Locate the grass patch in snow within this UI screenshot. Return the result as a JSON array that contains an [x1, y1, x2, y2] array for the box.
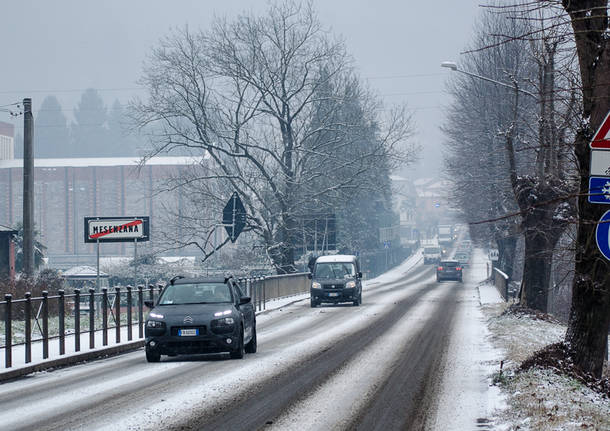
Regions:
[[482, 303, 610, 430]]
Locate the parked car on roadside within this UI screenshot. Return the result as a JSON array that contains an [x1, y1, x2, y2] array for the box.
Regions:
[[144, 276, 256, 362], [310, 255, 363, 307], [436, 260, 463, 282]]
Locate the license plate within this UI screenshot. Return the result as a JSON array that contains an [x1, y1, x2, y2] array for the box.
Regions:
[[178, 329, 198, 336], [327, 292, 339, 297]]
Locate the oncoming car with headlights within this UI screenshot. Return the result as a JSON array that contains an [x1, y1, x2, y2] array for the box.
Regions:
[[144, 276, 256, 362], [309, 255, 362, 307]]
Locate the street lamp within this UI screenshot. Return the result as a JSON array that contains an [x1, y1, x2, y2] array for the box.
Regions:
[[441, 61, 536, 100]]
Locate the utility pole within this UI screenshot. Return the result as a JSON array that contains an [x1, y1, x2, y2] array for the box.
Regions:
[[23, 98, 34, 277]]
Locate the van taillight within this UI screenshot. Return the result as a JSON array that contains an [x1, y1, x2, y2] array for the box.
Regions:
[[456, 266, 462, 271], [437, 266, 443, 271]]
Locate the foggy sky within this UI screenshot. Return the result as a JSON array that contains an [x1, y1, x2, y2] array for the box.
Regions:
[[0, 0, 481, 177]]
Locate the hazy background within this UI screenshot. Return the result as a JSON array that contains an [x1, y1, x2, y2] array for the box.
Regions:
[[0, 0, 481, 178]]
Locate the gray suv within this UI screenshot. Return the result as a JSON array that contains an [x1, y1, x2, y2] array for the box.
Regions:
[[144, 276, 256, 362]]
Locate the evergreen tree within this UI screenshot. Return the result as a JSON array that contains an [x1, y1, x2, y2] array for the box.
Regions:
[[35, 95, 71, 157], [108, 99, 141, 156], [71, 88, 108, 156]]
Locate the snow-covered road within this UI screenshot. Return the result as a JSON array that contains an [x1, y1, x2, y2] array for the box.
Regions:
[[0, 251, 502, 431]]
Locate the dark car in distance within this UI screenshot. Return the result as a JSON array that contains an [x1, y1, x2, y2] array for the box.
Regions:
[[144, 276, 256, 362], [436, 260, 463, 282], [310, 255, 363, 307]]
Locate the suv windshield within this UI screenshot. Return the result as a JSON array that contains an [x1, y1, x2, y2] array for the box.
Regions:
[[314, 262, 356, 279], [424, 247, 440, 253], [440, 261, 458, 268], [158, 282, 233, 305]]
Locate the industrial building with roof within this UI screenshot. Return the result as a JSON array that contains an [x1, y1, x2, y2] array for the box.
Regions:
[[0, 156, 200, 268]]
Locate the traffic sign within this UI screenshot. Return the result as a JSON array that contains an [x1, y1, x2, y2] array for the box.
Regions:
[[595, 210, 610, 260], [222, 192, 247, 242], [589, 111, 610, 149], [588, 177, 610, 204], [84, 216, 150, 243], [590, 150, 610, 176]]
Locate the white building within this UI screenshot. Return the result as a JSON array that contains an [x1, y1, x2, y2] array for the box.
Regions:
[[0, 122, 14, 160]]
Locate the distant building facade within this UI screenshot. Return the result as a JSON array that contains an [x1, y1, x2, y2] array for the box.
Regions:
[[0, 225, 16, 280], [0, 156, 201, 268], [0, 122, 14, 160]]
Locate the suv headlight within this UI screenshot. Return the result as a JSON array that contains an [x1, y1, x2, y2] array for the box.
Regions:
[[311, 282, 321, 289], [146, 320, 166, 329], [211, 317, 236, 334], [346, 281, 356, 289]]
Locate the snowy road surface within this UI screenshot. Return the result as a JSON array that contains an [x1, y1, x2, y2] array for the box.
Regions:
[[0, 252, 501, 431]]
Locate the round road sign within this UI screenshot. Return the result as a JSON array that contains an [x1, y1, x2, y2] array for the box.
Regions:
[[595, 209, 610, 260]]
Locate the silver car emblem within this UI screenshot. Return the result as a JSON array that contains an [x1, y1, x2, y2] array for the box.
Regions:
[[183, 315, 193, 324]]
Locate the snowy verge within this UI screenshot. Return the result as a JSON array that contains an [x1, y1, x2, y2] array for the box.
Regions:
[[482, 300, 610, 430]]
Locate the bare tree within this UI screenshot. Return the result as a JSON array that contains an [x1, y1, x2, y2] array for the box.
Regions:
[[132, 1, 415, 273], [444, 3, 579, 311], [558, 0, 610, 379]]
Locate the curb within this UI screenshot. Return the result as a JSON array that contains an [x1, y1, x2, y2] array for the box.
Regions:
[[0, 340, 144, 383]]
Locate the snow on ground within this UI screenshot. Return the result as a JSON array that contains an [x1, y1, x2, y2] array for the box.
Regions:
[[268, 285, 452, 431], [364, 248, 422, 286], [91, 267, 434, 431], [480, 278, 610, 430], [0, 250, 421, 375], [428, 248, 506, 431]]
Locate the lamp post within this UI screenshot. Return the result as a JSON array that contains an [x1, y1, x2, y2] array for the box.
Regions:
[[441, 61, 537, 100]]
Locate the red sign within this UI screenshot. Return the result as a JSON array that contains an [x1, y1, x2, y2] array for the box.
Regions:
[[590, 111, 610, 149]]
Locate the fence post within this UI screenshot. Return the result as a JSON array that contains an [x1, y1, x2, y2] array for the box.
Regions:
[[138, 285, 144, 339], [263, 278, 266, 310], [89, 288, 95, 349], [102, 287, 108, 346], [127, 286, 133, 341], [4, 294, 11, 368], [74, 289, 80, 352], [25, 292, 31, 363], [115, 286, 121, 343], [42, 291, 49, 359], [148, 285, 154, 303], [58, 289, 65, 355]]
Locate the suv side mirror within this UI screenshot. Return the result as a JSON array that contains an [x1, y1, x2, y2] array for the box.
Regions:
[[239, 296, 251, 305], [307, 273, 312, 279], [144, 300, 155, 308], [358, 272, 363, 278]]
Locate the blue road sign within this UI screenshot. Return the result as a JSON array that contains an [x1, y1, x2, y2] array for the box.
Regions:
[[589, 177, 610, 204], [595, 210, 610, 260]]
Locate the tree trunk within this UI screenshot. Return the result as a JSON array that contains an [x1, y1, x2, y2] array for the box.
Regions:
[[565, 131, 610, 378], [519, 228, 552, 311], [561, 0, 610, 378]]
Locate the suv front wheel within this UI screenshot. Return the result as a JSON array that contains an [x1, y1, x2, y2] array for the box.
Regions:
[[146, 346, 160, 363], [230, 328, 245, 359]]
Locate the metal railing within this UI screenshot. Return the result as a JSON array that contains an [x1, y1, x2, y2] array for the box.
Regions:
[[0, 273, 311, 369], [493, 268, 509, 301], [0, 285, 163, 369], [242, 273, 310, 311]]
